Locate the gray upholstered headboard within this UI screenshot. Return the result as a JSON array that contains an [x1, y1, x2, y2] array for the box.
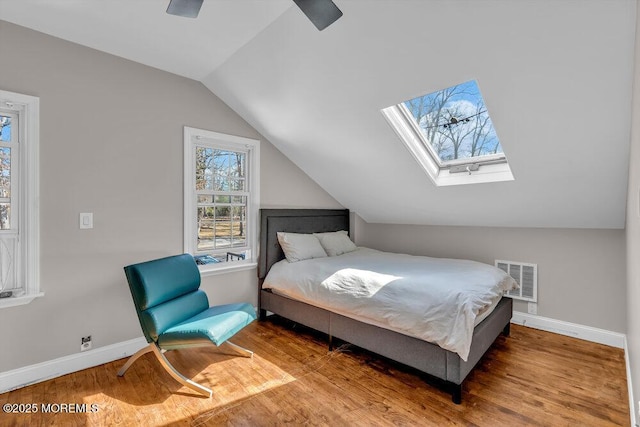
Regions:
[[258, 209, 350, 281]]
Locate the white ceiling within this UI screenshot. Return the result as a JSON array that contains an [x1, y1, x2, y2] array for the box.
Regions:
[[0, 0, 292, 80], [1, 0, 637, 228]]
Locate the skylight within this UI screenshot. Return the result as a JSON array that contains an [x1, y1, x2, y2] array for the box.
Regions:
[[382, 80, 514, 186]]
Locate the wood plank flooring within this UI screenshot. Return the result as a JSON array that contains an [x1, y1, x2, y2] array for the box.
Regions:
[[0, 318, 630, 426]]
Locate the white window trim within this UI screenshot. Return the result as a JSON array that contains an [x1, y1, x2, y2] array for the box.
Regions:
[[381, 104, 514, 187], [0, 90, 42, 308], [183, 127, 260, 277]]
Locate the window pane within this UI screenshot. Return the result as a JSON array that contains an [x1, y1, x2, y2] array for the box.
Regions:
[[195, 172, 213, 191], [231, 195, 246, 204], [0, 116, 11, 143], [402, 80, 503, 164], [197, 207, 214, 251], [0, 204, 10, 229], [195, 147, 213, 190], [213, 206, 231, 248], [212, 150, 230, 191], [214, 205, 229, 218], [215, 177, 229, 191], [230, 152, 245, 178], [214, 222, 232, 248], [214, 195, 230, 204], [0, 148, 10, 198], [230, 206, 246, 247], [213, 150, 230, 172], [232, 223, 246, 247], [217, 150, 245, 190], [230, 178, 245, 191], [231, 205, 245, 221], [197, 195, 213, 204]]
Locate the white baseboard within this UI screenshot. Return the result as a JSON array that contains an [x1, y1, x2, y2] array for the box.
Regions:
[[511, 311, 625, 348], [625, 336, 638, 427], [0, 337, 147, 394]]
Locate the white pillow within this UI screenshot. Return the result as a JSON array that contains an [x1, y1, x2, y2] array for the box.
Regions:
[[277, 232, 327, 263], [313, 230, 357, 257]]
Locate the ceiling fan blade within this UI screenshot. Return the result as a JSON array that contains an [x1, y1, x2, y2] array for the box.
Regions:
[[293, 0, 343, 31], [166, 0, 204, 18]]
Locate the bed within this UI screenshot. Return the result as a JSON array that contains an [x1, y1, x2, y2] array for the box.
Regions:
[[257, 208, 514, 403]]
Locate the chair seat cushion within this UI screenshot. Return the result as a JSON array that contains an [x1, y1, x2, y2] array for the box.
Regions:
[[157, 302, 256, 350]]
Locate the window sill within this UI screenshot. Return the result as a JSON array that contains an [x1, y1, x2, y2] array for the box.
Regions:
[[199, 261, 257, 277], [435, 162, 514, 186], [0, 292, 44, 309]]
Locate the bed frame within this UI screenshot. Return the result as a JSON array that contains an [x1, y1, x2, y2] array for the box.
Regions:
[[257, 208, 513, 404]]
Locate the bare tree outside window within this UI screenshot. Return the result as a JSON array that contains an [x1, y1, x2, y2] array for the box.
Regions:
[[195, 147, 247, 257], [0, 116, 12, 230], [403, 80, 503, 164]]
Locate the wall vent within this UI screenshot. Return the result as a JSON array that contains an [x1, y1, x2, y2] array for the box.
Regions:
[[495, 260, 537, 302]]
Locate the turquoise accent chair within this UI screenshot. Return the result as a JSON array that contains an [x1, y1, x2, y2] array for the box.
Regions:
[[118, 254, 257, 397]]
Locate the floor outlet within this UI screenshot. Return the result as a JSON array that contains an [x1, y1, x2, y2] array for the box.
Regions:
[[527, 302, 538, 315], [81, 336, 92, 352]]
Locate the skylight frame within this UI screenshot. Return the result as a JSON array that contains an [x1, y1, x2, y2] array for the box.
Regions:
[[382, 81, 514, 187], [399, 102, 507, 168]]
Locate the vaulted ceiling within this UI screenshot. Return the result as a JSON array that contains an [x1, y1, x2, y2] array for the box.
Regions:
[[1, 0, 636, 228]]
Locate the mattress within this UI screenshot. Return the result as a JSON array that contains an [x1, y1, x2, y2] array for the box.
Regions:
[[263, 247, 518, 361]]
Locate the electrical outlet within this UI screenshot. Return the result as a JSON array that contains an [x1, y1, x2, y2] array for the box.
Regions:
[[79, 213, 93, 229], [527, 302, 538, 315], [81, 336, 92, 352]]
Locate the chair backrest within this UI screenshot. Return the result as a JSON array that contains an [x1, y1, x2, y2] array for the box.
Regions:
[[124, 254, 209, 343]]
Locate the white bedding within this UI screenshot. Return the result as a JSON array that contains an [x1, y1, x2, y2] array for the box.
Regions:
[[263, 247, 518, 361]]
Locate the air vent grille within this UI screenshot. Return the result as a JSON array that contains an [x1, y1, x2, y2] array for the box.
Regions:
[[495, 260, 537, 302]]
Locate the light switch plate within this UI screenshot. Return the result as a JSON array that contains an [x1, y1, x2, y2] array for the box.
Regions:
[[79, 213, 93, 229]]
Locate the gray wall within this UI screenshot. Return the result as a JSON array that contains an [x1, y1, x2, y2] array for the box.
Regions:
[[626, 0, 640, 419], [0, 21, 341, 372], [354, 217, 626, 333]]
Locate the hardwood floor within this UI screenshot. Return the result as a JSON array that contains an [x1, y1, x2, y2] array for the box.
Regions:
[[0, 319, 629, 426]]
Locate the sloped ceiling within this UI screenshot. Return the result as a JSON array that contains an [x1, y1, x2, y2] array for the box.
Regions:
[[1, 0, 637, 228], [0, 0, 292, 80]]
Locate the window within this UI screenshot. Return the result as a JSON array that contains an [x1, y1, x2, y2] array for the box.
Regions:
[[0, 89, 41, 308], [382, 80, 513, 186], [184, 127, 259, 275]]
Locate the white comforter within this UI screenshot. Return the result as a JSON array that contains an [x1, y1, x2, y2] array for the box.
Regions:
[[263, 247, 518, 361]]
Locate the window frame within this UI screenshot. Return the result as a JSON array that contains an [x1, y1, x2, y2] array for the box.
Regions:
[[183, 127, 260, 276], [0, 89, 41, 308], [382, 87, 514, 187], [398, 103, 508, 168], [0, 109, 19, 230]]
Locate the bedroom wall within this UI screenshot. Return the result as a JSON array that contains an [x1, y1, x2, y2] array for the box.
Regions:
[[354, 219, 626, 333], [626, 0, 640, 420], [0, 20, 341, 372]]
